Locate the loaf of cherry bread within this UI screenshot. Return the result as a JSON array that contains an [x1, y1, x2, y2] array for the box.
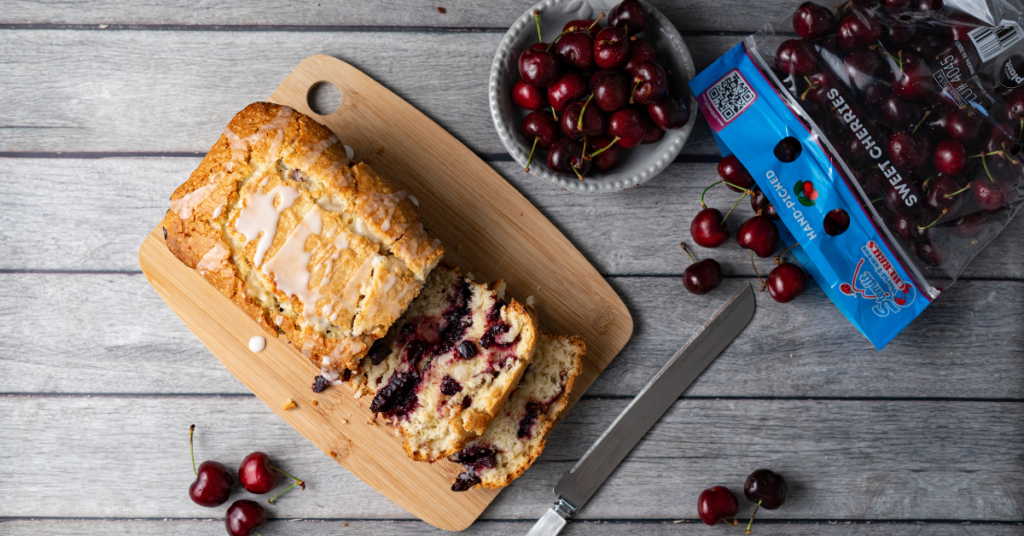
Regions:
[[350, 265, 538, 461], [449, 331, 584, 491], [162, 102, 443, 377]]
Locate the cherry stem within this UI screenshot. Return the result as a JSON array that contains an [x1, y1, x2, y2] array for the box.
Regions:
[[546, 28, 573, 51], [551, 106, 558, 121], [721, 191, 747, 224], [680, 242, 696, 264], [267, 465, 306, 504], [954, 238, 980, 252], [525, 137, 539, 172], [944, 182, 972, 199], [981, 152, 994, 182], [700, 180, 751, 208], [533, 10, 542, 43], [751, 250, 766, 292], [577, 94, 594, 131], [571, 137, 586, 181], [587, 13, 605, 32], [746, 500, 762, 535], [189, 424, 197, 476], [969, 150, 1002, 159], [588, 136, 620, 159], [721, 518, 739, 526], [629, 80, 641, 104], [799, 77, 819, 101], [775, 243, 798, 265], [911, 109, 931, 134], [916, 208, 948, 231]]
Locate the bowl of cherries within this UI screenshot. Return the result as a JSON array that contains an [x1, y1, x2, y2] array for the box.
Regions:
[[489, 0, 698, 194]]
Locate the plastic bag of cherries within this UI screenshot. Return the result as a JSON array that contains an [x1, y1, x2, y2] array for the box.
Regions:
[[513, 0, 690, 180], [689, 0, 1024, 349]]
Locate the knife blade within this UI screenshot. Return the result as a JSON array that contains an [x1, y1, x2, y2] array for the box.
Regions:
[[526, 283, 756, 536]]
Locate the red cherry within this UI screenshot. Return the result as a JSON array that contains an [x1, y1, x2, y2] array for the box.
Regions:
[[513, 80, 548, 110], [589, 135, 622, 172], [823, 208, 851, 235], [225, 500, 267, 536], [793, 2, 836, 40], [745, 469, 788, 509], [776, 39, 818, 76], [522, 110, 561, 150], [888, 51, 932, 99], [932, 139, 966, 175], [518, 45, 560, 88], [609, 0, 647, 35], [646, 94, 690, 130], [239, 452, 278, 494], [187, 425, 233, 508], [594, 27, 629, 69], [973, 176, 1006, 210], [945, 107, 983, 140], [698, 486, 740, 525], [837, 9, 881, 49], [690, 208, 729, 248], [623, 37, 656, 73], [750, 186, 780, 220], [639, 112, 664, 144], [767, 262, 809, 303], [547, 138, 591, 178], [630, 61, 668, 105], [606, 108, 647, 148], [554, 32, 595, 71], [925, 175, 969, 214], [737, 216, 780, 258], [915, 238, 949, 266], [562, 98, 606, 139], [887, 130, 930, 170], [590, 69, 631, 112], [681, 243, 723, 295], [547, 72, 588, 112], [717, 154, 756, 192]]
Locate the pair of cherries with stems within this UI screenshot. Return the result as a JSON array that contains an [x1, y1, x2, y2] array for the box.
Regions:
[[188, 425, 306, 536], [699, 468, 788, 534]]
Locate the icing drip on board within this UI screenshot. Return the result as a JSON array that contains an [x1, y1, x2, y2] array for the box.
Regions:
[[233, 183, 301, 267]]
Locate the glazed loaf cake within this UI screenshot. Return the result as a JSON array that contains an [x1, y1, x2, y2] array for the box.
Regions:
[[351, 265, 538, 461], [162, 102, 443, 377], [449, 332, 584, 491]]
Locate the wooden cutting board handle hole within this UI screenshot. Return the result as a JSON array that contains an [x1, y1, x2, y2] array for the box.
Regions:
[[307, 81, 343, 116]]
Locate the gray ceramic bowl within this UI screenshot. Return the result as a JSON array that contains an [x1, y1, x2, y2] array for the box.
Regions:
[[489, 0, 698, 194]]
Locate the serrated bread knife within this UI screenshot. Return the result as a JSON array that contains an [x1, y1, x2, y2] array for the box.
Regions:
[[525, 283, 756, 536]]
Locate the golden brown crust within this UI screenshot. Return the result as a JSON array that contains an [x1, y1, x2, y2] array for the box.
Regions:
[[163, 102, 443, 373]]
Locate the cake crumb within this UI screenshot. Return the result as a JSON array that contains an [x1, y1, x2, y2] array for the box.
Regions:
[[456, 244, 462, 251], [375, 145, 384, 154], [341, 418, 348, 424], [329, 451, 336, 457], [436, 6, 446, 13], [344, 522, 349, 527], [526, 295, 536, 306], [282, 399, 297, 411], [519, 212, 523, 216], [312, 400, 318, 406]]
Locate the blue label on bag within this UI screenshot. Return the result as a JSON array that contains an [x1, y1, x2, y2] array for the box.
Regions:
[[689, 42, 932, 350]]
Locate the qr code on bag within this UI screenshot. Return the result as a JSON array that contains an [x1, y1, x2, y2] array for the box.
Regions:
[[707, 70, 756, 123]]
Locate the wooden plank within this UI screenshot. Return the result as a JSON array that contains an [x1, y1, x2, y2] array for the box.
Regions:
[[3, 396, 1023, 520], [2, 158, 1021, 279], [2, 275, 1022, 398], [0, 30, 726, 155], [2, 519, 1020, 536], [1, 0, 805, 33]]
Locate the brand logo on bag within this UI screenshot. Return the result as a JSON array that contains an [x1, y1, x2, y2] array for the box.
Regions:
[[793, 180, 818, 206], [839, 241, 915, 316], [697, 69, 757, 132], [1000, 55, 1024, 88]]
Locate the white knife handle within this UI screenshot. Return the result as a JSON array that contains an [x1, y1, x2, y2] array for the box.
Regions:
[[525, 508, 567, 536]]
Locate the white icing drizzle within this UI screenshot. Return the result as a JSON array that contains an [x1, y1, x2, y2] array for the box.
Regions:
[[339, 254, 380, 319], [408, 195, 419, 207], [359, 269, 416, 326], [301, 340, 316, 356], [362, 190, 408, 232], [320, 367, 340, 382], [344, 145, 355, 160], [261, 206, 324, 317], [394, 232, 442, 267], [170, 183, 216, 220], [196, 242, 230, 275], [249, 336, 266, 352], [222, 106, 294, 170], [212, 203, 225, 218], [233, 183, 301, 267], [296, 135, 339, 169]]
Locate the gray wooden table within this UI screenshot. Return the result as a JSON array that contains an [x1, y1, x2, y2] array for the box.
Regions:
[[3, 1, 1023, 534]]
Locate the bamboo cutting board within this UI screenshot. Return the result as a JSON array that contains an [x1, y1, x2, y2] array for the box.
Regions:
[[138, 55, 632, 531]]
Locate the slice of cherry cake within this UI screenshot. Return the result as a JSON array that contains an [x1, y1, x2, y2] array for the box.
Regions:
[[450, 331, 584, 491], [350, 265, 538, 461]]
